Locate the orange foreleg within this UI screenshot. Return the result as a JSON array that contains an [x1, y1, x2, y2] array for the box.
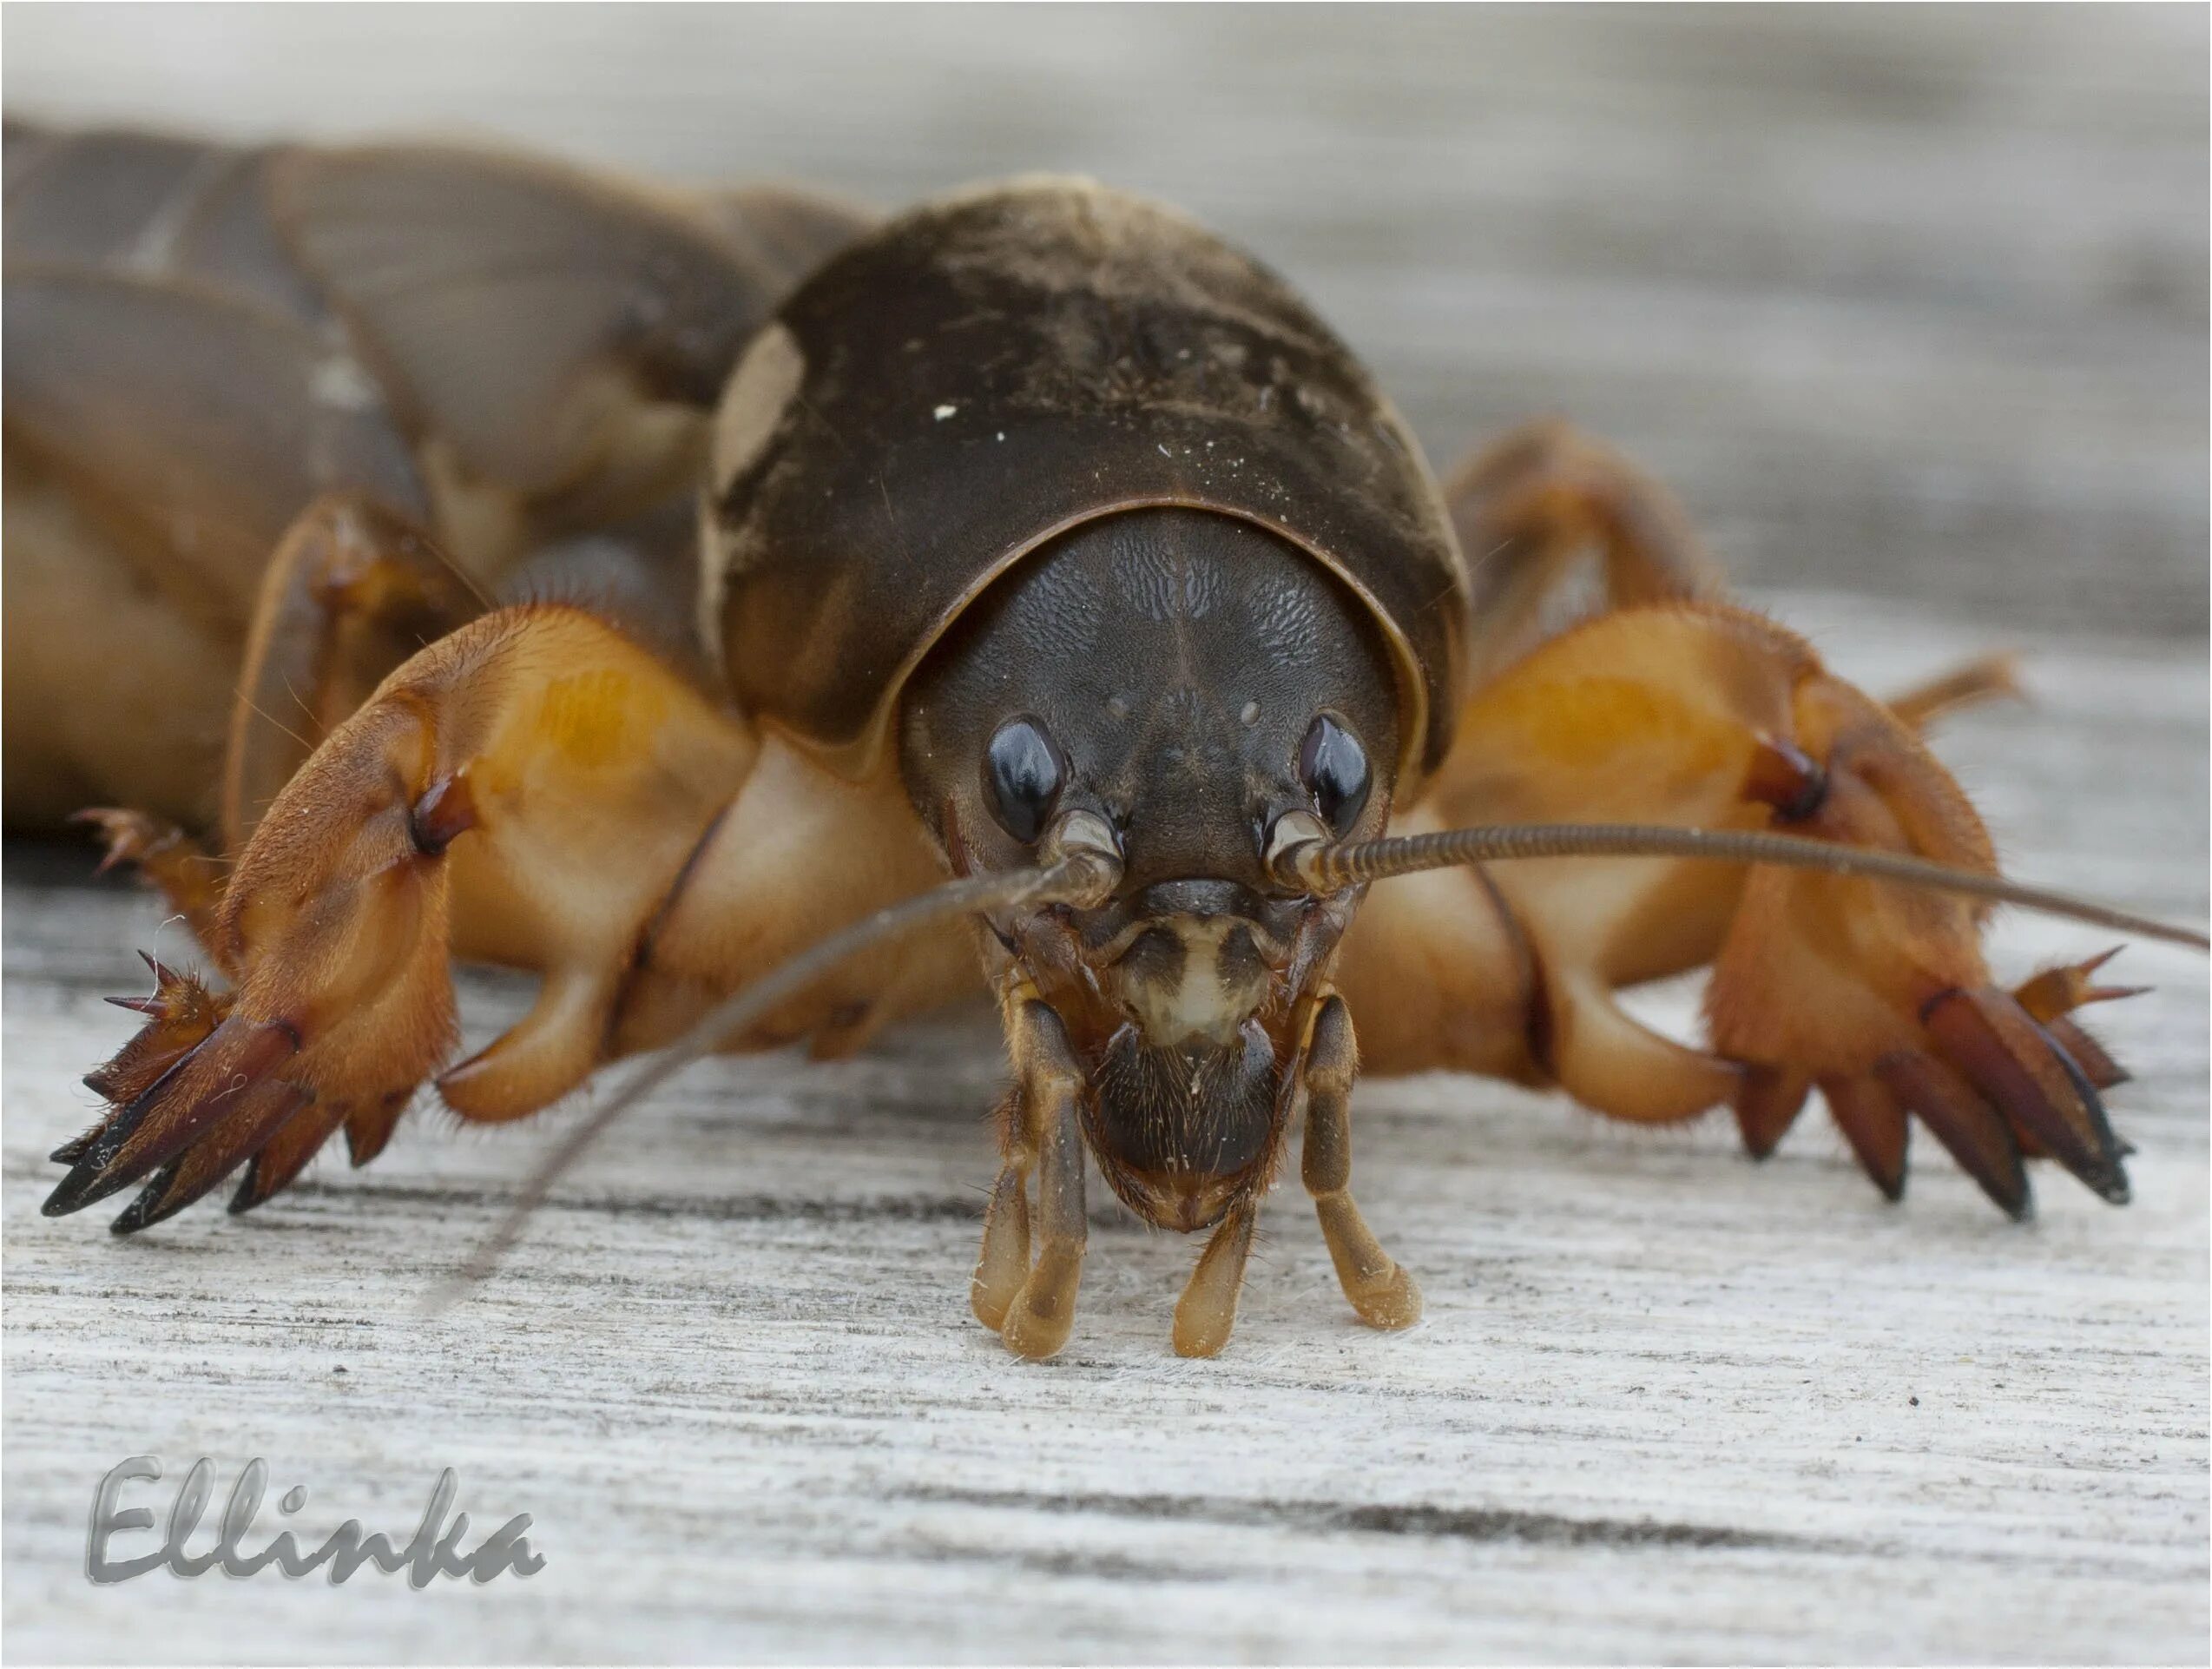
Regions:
[[51, 604, 753, 1228], [1348, 599, 2136, 1214]]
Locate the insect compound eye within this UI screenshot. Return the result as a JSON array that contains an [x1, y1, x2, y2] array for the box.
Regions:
[[982, 715, 1068, 845], [1298, 715, 1372, 835]]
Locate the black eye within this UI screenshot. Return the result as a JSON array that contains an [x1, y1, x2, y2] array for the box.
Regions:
[[983, 716, 1066, 844], [1298, 715, 1371, 834]]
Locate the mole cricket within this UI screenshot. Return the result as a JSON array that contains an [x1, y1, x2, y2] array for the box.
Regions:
[[9, 122, 2202, 1358]]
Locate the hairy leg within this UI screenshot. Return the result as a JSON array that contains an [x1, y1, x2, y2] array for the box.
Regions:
[[73, 495, 481, 967], [51, 603, 968, 1230], [71, 809, 229, 959], [1344, 599, 2135, 1215], [1445, 419, 1723, 685], [1445, 419, 2025, 731], [970, 1087, 1035, 1334], [1300, 994, 1421, 1330], [982, 994, 1089, 1361], [1172, 1201, 1260, 1359], [225, 491, 481, 851], [608, 734, 972, 1064]]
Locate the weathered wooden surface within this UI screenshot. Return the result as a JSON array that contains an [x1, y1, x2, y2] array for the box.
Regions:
[[3, 8, 2207, 1666]]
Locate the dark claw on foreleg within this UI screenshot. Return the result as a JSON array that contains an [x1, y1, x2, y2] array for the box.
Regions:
[[343, 1090, 413, 1169], [1877, 1048, 2031, 1219], [49, 958, 234, 1182], [1791, 959, 2143, 1216], [1734, 1065, 1811, 1159], [2015, 947, 2140, 1102], [43, 1015, 305, 1224], [109, 1078, 309, 1233], [1819, 1073, 1910, 1201], [229, 1098, 353, 1214], [1922, 987, 2128, 1204]]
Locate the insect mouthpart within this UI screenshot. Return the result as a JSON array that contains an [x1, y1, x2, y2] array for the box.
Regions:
[[1100, 881, 1280, 1051], [1089, 1019, 1282, 1232], [1035, 878, 1324, 1232]]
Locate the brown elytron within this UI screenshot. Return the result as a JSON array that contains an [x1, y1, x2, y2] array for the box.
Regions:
[[10, 122, 2198, 1360]]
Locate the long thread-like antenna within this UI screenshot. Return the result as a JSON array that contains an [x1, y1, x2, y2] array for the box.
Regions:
[[1279, 822, 2209, 951], [435, 816, 2198, 1308], [430, 847, 1117, 1309]]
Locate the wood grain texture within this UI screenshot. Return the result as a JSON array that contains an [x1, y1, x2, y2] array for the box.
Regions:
[[3, 8, 2207, 1665]]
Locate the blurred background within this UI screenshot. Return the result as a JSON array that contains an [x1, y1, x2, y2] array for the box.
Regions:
[[5, 2, 2206, 636]]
